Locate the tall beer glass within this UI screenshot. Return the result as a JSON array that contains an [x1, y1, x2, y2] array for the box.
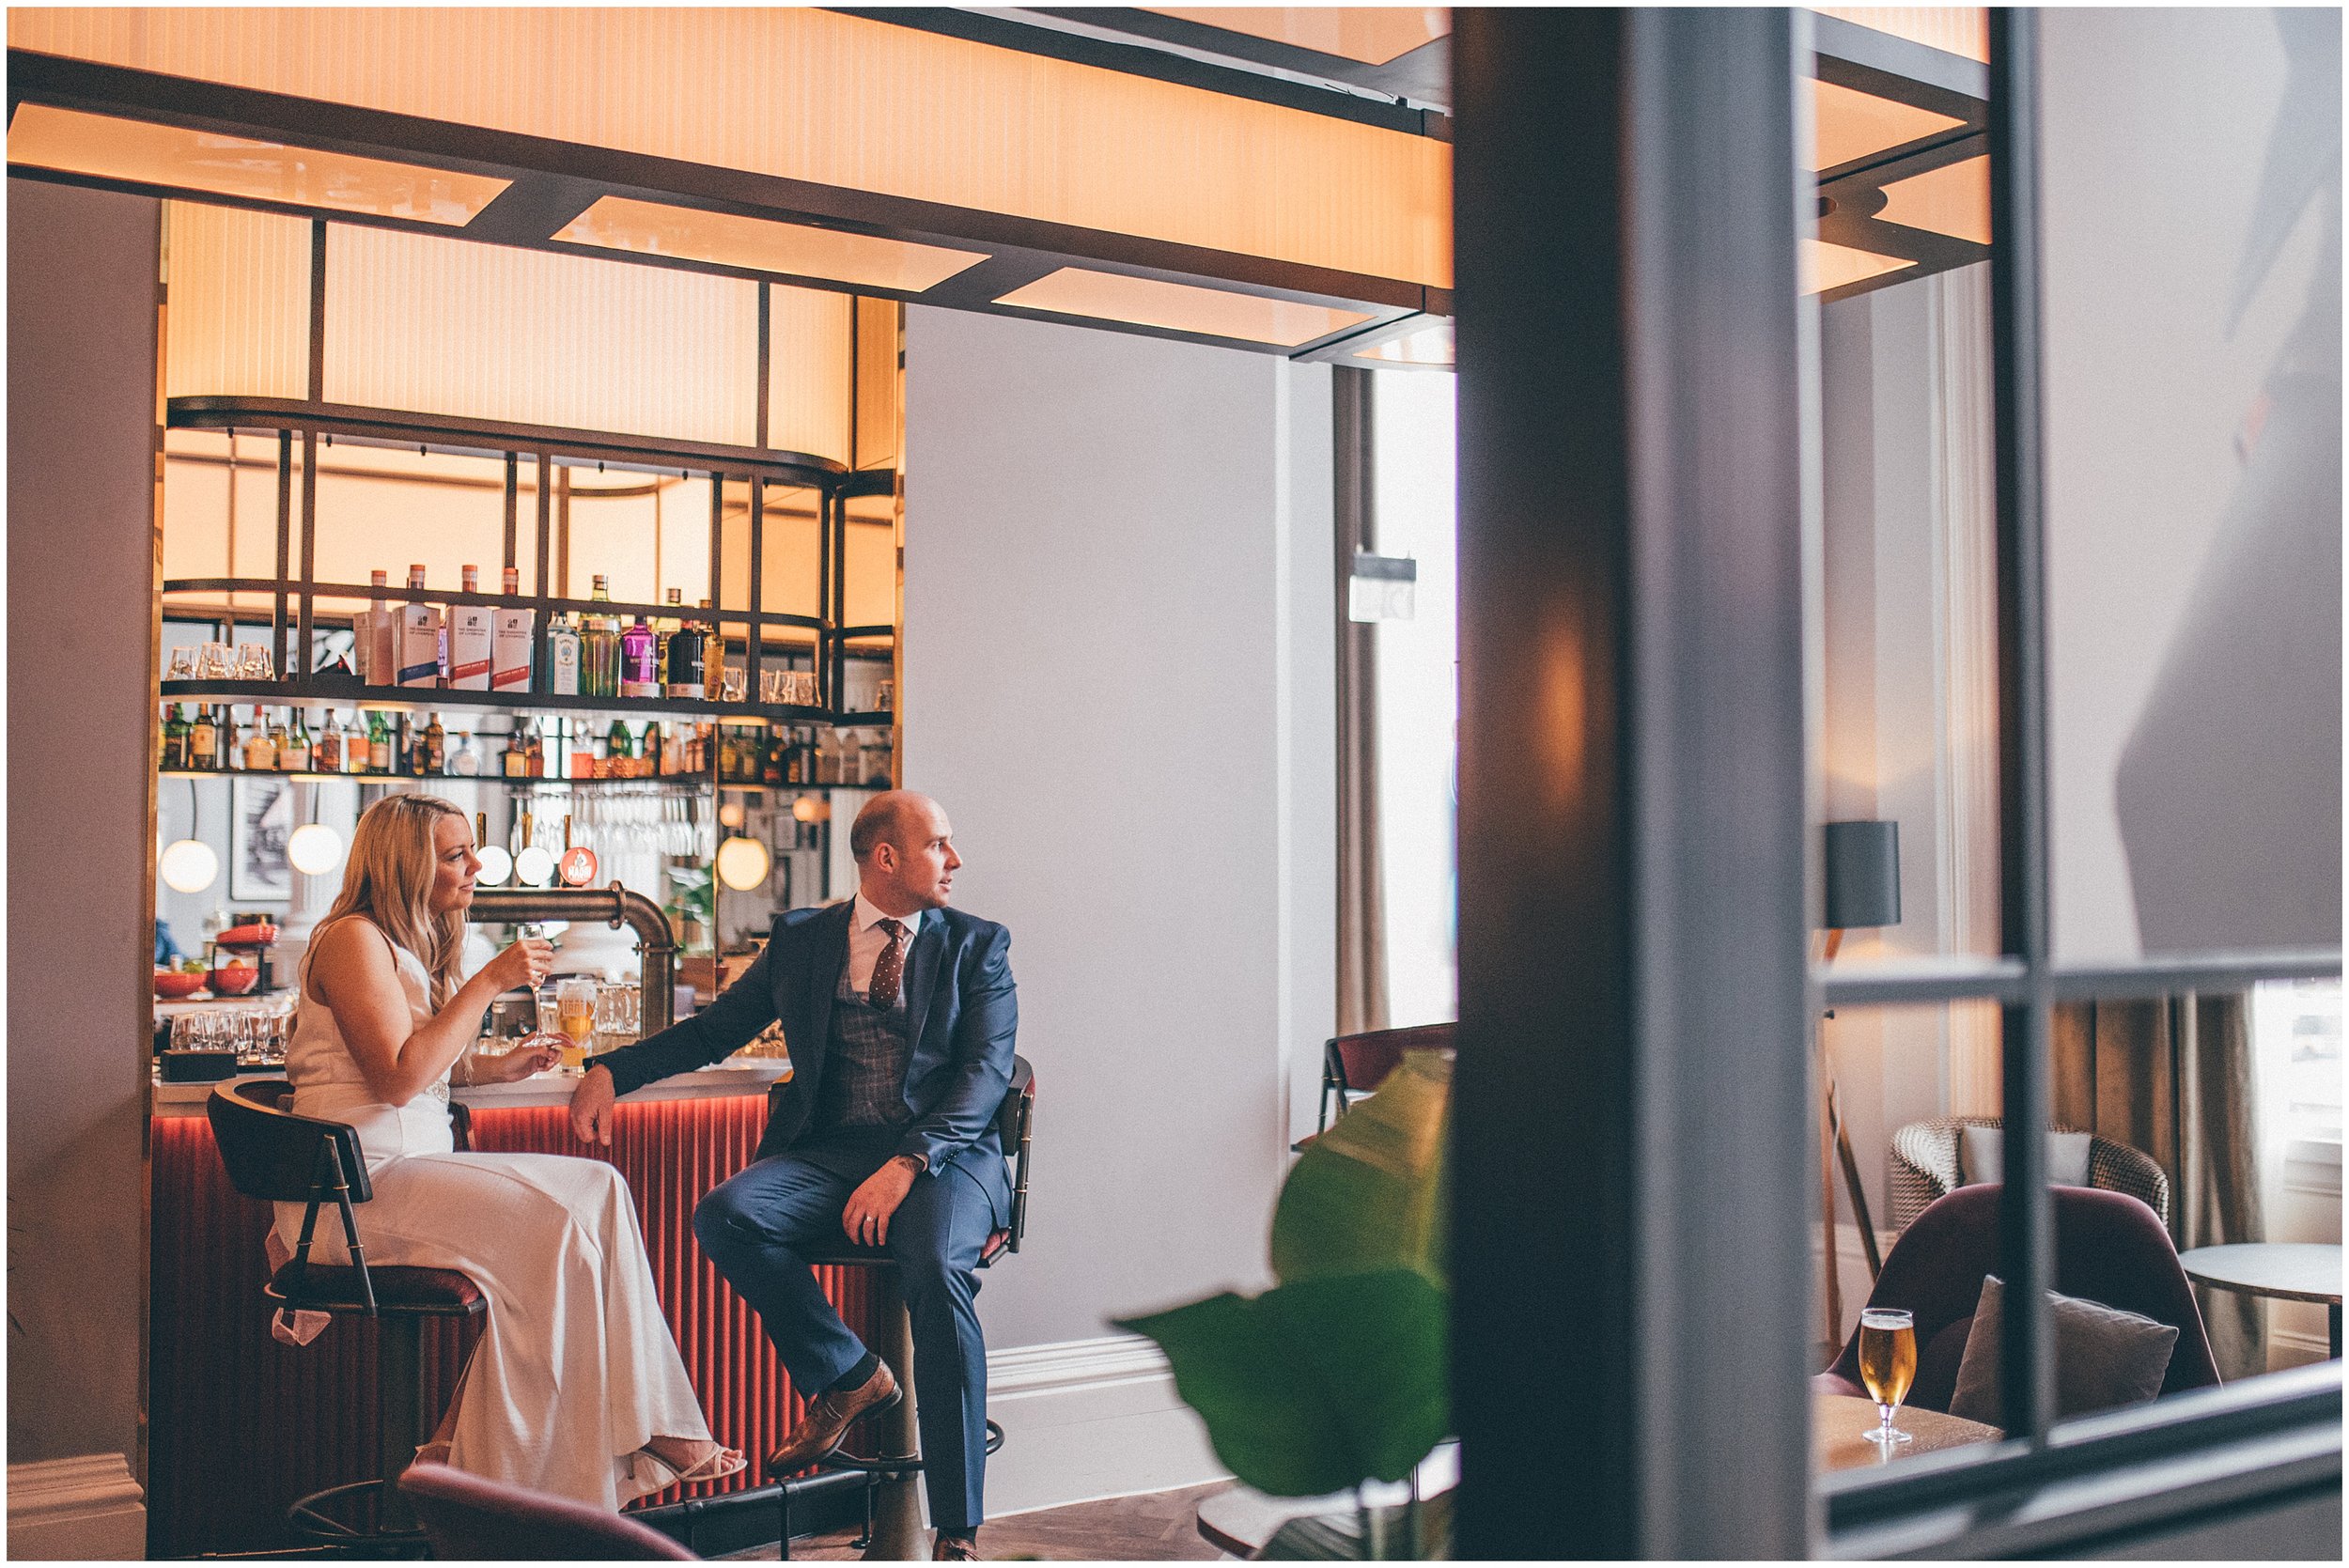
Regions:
[[1857, 1307, 1918, 1446]]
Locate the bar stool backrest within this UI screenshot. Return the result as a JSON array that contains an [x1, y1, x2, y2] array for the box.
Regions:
[[208, 1077, 379, 1313], [209, 1078, 375, 1204]]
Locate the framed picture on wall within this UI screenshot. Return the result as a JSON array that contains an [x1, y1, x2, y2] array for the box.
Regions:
[[229, 775, 293, 903]]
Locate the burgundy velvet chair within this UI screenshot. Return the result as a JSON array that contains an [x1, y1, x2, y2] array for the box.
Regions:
[[1316, 1021, 1455, 1131], [1815, 1184, 2220, 1414], [397, 1460, 696, 1560]]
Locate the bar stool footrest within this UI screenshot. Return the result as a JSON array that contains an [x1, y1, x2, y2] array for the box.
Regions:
[[287, 1477, 428, 1550]]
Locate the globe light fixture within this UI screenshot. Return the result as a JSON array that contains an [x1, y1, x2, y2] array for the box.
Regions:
[[715, 834, 772, 892], [474, 844, 514, 887], [160, 837, 220, 894], [287, 822, 347, 877]]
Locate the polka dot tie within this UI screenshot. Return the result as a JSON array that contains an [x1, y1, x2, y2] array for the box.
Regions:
[[869, 918, 907, 1009]]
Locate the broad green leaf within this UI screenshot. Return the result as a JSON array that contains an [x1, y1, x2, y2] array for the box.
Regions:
[[1270, 1049, 1450, 1288], [1115, 1269, 1449, 1498]]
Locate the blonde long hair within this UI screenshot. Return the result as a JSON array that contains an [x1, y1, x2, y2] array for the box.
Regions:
[[320, 792, 470, 1008]]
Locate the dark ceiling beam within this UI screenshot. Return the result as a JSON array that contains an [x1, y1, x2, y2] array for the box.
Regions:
[[1022, 7, 1453, 112]]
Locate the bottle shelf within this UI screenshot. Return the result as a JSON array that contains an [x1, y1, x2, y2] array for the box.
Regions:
[[159, 768, 879, 790], [160, 679, 889, 729]]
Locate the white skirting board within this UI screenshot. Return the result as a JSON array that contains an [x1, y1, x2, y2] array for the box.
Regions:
[[8, 1454, 146, 1560], [982, 1335, 1231, 1519]]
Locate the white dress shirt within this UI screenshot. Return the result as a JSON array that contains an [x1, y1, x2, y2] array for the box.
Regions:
[[847, 893, 923, 995]]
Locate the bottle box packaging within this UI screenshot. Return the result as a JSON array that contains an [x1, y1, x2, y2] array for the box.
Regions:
[[492, 605, 534, 691], [398, 601, 443, 688], [448, 602, 494, 690]]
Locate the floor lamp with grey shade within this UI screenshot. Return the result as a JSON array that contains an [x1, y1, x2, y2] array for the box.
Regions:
[[1819, 822, 1901, 1345]]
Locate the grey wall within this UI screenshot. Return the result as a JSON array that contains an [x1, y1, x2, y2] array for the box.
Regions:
[[7, 179, 161, 1470], [901, 306, 1334, 1347]]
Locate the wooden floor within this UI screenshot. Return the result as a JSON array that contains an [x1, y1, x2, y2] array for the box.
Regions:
[[726, 1482, 1233, 1561]]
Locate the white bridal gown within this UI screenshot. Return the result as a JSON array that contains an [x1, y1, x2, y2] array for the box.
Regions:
[[271, 920, 719, 1508]]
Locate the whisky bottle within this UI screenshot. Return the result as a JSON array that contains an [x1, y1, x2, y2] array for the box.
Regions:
[[421, 712, 448, 774], [162, 705, 189, 771], [188, 705, 217, 770], [318, 710, 344, 774]]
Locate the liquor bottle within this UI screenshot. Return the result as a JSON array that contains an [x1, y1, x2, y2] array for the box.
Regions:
[[548, 612, 582, 696], [398, 565, 443, 689], [162, 705, 189, 771], [281, 709, 312, 772], [527, 720, 546, 778], [359, 568, 390, 684], [582, 576, 620, 699], [192, 705, 219, 770], [666, 600, 708, 699], [367, 709, 394, 774], [701, 600, 724, 701], [503, 720, 529, 779], [421, 712, 447, 775], [492, 566, 534, 692], [317, 710, 344, 774], [655, 588, 683, 682], [449, 729, 480, 776], [862, 728, 893, 789], [760, 725, 784, 785], [245, 707, 278, 771], [448, 565, 493, 690], [620, 612, 659, 699], [605, 718, 634, 777]]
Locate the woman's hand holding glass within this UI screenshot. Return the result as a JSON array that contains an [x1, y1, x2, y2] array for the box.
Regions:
[[474, 1036, 564, 1082], [484, 936, 555, 995]]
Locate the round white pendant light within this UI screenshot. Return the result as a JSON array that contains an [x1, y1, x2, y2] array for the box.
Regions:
[[159, 838, 220, 894], [474, 844, 513, 887], [717, 800, 746, 830], [287, 822, 347, 877], [514, 845, 557, 888], [715, 834, 772, 892]]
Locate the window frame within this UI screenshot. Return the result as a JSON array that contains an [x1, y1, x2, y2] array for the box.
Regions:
[[1818, 8, 2344, 1547]]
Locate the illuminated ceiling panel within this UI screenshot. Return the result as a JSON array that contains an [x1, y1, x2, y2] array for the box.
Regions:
[[1143, 8, 1450, 65], [995, 269, 1374, 347], [1354, 320, 1455, 367], [6, 103, 507, 224], [1804, 239, 1916, 294], [554, 196, 987, 292], [1813, 7, 1989, 63], [1809, 79, 1965, 171], [1876, 155, 1991, 244]]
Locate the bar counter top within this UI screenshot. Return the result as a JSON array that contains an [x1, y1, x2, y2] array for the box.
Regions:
[[150, 1056, 789, 1115]]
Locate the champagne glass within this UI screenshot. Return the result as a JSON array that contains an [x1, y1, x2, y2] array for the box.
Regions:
[[1857, 1307, 1919, 1446]]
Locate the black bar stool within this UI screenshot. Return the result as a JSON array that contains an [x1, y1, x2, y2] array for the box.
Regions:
[[208, 1079, 488, 1552], [774, 1057, 1034, 1560]]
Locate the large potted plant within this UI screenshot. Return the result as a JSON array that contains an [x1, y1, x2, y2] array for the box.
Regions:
[[1117, 1048, 1452, 1558]]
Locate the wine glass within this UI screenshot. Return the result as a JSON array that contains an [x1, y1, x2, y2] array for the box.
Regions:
[[1857, 1307, 1919, 1446]]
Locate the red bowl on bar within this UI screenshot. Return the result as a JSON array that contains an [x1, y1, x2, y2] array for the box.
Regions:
[[155, 971, 206, 999], [207, 964, 261, 996]]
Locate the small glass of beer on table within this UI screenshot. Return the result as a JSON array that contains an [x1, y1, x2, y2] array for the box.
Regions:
[[550, 977, 600, 1072], [1857, 1307, 1919, 1447]]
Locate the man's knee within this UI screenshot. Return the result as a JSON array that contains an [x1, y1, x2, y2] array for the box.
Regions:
[[692, 1182, 759, 1255]]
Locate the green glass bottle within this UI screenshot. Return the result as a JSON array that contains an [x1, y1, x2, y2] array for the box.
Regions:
[[366, 708, 393, 773], [162, 704, 190, 770]]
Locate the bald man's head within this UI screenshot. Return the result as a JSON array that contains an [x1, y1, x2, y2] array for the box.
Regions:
[[850, 792, 962, 914]]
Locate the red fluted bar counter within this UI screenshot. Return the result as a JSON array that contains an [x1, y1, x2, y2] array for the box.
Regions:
[[149, 1069, 869, 1558]]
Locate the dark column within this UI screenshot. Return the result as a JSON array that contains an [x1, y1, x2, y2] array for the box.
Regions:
[[1450, 11, 1811, 1557]]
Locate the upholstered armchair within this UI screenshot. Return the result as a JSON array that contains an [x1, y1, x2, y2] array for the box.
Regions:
[[1890, 1116, 2170, 1231]]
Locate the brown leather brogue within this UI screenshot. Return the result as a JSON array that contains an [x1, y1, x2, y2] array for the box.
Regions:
[[764, 1359, 901, 1473], [933, 1532, 980, 1560]]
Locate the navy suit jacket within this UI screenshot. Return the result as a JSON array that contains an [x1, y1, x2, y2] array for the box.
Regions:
[[595, 900, 1018, 1222]]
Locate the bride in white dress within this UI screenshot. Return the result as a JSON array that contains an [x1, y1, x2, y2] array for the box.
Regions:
[[276, 792, 742, 1508]]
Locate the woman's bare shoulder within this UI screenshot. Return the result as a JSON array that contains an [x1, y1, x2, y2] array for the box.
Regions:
[[309, 917, 398, 986]]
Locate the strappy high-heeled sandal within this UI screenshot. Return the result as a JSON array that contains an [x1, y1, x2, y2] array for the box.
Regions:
[[634, 1441, 747, 1489]]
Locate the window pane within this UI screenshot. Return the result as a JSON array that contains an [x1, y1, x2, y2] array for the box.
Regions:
[[2040, 8, 2341, 963], [1816, 1001, 2006, 1472], [1818, 264, 2003, 971], [1370, 370, 1458, 1028]]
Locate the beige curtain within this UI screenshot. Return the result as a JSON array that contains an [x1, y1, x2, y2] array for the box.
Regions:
[[1333, 368, 1388, 1036], [2052, 995, 2267, 1378]]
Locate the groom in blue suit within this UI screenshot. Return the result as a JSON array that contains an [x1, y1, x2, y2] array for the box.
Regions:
[[571, 791, 1015, 1560]]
